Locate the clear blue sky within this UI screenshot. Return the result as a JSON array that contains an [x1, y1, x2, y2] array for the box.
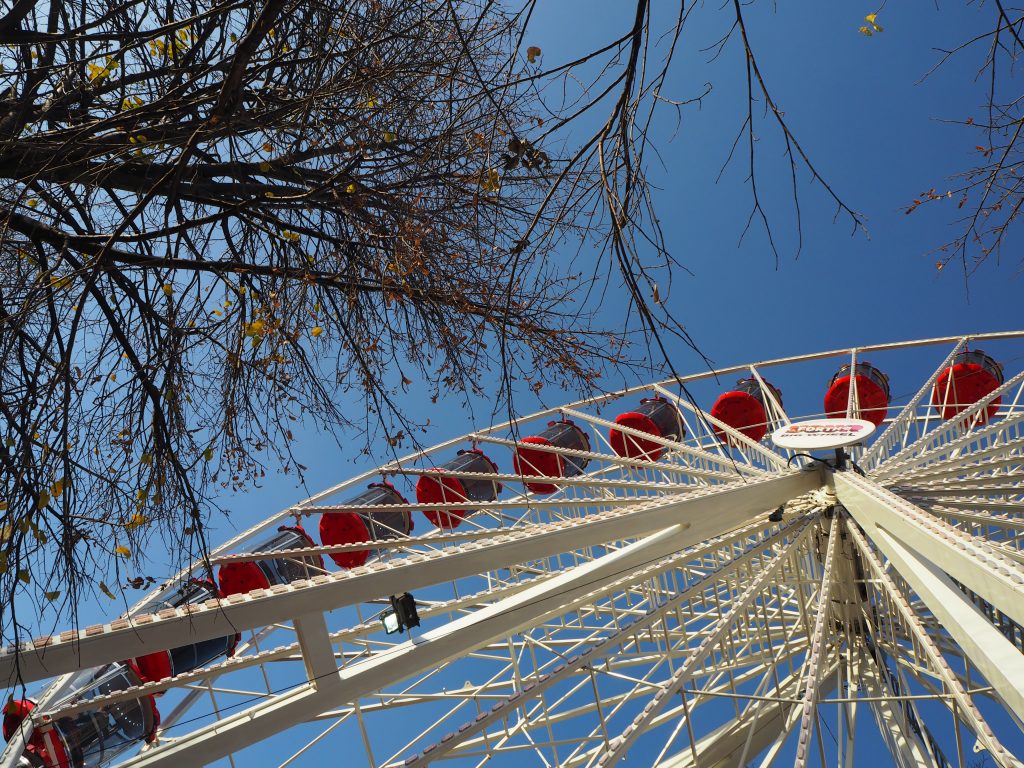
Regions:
[[19, 2, 1024, 766]]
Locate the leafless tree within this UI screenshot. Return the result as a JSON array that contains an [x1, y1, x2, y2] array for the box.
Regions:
[[0, 0, 863, 651], [913, 2, 1024, 280]]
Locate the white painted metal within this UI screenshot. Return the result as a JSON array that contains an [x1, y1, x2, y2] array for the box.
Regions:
[[5, 333, 1024, 768]]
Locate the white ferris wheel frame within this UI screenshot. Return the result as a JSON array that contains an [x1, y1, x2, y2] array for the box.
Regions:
[[2, 330, 1024, 768]]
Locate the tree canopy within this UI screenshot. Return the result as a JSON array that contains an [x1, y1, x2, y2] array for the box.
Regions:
[[0, 0, 1019, 651]]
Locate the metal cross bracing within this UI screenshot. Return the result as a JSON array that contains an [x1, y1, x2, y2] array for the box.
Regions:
[[4, 333, 1024, 768]]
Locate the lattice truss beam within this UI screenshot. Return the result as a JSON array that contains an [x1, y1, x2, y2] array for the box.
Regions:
[[5, 333, 1024, 768]]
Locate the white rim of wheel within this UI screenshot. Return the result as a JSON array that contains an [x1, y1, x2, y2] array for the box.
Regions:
[[4, 330, 1024, 768]]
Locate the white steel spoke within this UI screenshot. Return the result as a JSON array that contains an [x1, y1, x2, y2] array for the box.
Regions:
[[860, 338, 967, 471], [834, 472, 1024, 629], [594, 522, 817, 766], [793, 513, 840, 768], [846, 517, 1023, 767], [0, 471, 820, 687]]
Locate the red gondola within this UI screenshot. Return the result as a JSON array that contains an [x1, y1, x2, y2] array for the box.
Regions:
[[217, 525, 323, 596], [132, 579, 239, 685], [512, 419, 590, 494], [320, 482, 413, 568], [932, 349, 1004, 422], [608, 397, 685, 462], [415, 449, 500, 529], [4, 662, 159, 768], [709, 378, 782, 445], [823, 362, 890, 427]]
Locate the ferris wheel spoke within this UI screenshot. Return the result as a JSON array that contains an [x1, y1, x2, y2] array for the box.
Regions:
[[793, 513, 841, 768], [871, 371, 1024, 480], [860, 339, 968, 471], [835, 472, 1024, 629], [1, 472, 820, 689], [846, 519, 1022, 767], [650, 386, 789, 472], [855, 521, 1024, 725], [876, 426, 1024, 486], [549, 408, 771, 478], [593, 521, 818, 767], [880, 446, 1024, 486], [401, 516, 813, 766]]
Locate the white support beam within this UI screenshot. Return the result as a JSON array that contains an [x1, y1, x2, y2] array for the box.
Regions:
[[403, 518, 813, 766], [856, 647, 936, 768], [1, 470, 821, 688], [846, 518, 1022, 767], [841, 519, 1024, 724], [651, 668, 839, 768], [294, 612, 341, 693], [119, 521, 737, 767], [793, 513, 840, 768], [594, 523, 817, 766], [834, 472, 1024, 630], [860, 339, 966, 471]]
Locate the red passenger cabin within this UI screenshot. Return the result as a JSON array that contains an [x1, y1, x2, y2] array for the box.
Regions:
[[932, 349, 1004, 422], [132, 578, 240, 685], [217, 524, 324, 596], [319, 482, 413, 568], [512, 419, 591, 495], [823, 362, 890, 427], [709, 378, 782, 445], [608, 397, 685, 462], [4, 662, 160, 768], [415, 449, 501, 529]]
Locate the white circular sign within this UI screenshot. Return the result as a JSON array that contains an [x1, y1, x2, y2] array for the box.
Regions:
[[771, 418, 876, 451]]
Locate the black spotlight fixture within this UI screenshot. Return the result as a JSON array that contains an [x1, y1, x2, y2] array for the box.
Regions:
[[381, 592, 420, 635]]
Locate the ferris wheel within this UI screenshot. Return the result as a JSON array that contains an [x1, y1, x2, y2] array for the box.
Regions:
[[4, 331, 1024, 768]]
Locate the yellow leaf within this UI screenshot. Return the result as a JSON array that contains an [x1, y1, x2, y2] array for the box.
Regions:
[[203, 446, 214, 461], [99, 581, 116, 599], [136, 489, 148, 502], [26, 199, 38, 209], [230, 33, 238, 43], [345, 183, 356, 194], [311, 326, 323, 337], [115, 545, 131, 558], [246, 319, 265, 337], [859, 25, 873, 36], [140, 452, 153, 465], [382, 131, 396, 142], [0, 524, 11, 542], [44, 591, 60, 601], [0, 501, 7, 512], [51, 478, 65, 497], [125, 513, 148, 530], [526, 46, 541, 64], [37, 491, 50, 509], [162, 284, 173, 296], [16, 570, 30, 585]]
